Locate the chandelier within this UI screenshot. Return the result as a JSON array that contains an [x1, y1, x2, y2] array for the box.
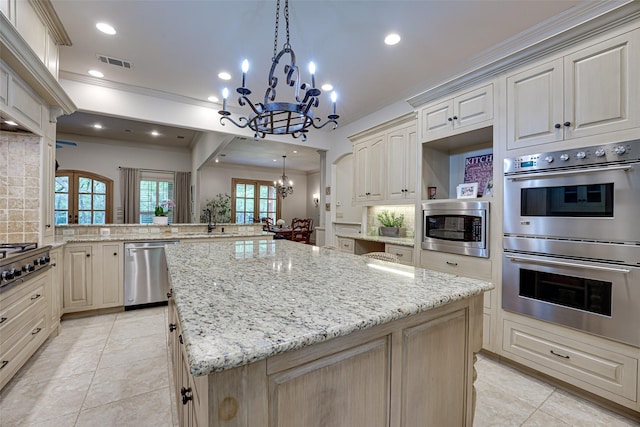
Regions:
[[218, 0, 339, 141], [275, 156, 294, 198]]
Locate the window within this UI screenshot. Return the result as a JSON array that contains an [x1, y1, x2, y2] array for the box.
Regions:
[[232, 178, 280, 224], [55, 170, 113, 224], [139, 171, 174, 224]]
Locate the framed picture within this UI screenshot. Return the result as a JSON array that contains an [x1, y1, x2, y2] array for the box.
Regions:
[[483, 178, 494, 198], [456, 182, 478, 199]]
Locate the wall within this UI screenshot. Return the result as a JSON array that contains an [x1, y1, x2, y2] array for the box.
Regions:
[[198, 163, 309, 224], [0, 132, 40, 243], [55, 134, 192, 222]]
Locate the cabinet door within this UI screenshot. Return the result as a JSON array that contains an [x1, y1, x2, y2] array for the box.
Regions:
[[386, 127, 407, 200], [404, 126, 417, 200], [48, 247, 63, 333], [63, 245, 93, 310], [506, 58, 564, 149], [564, 29, 640, 140], [353, 141, 369, 203], [96, 243, 123, 307], [453, 84, 493, 130], [420, 99, 454, 142], [42, 137, 55, 241], [337, 238, 355, 254], [366, 136, 386, 201]]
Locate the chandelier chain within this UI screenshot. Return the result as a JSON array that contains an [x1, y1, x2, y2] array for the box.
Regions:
[[284, 0, 290, 48], [272, 0, 280, 60]]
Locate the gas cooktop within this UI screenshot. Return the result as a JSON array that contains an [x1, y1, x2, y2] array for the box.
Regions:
[[0, 243, 51, 293], [0, 242, 39, 260]]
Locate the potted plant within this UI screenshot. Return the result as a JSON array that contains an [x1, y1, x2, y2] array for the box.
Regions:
[[377, 210, 406, 237], [153, 199, 175, 225]]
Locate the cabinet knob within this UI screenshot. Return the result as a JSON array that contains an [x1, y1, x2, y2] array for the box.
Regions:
[[179, 334, 183, 345], [45, 224, 51, 228], [113, 252, 117, 256], [181, 387, 193, 405], [563, 121, 571, 127], [447, 117, 453, 122], [554, 123, 561, 129], [86, 254, 91, 257], [169, 323, 177, 332], [452, 116, 458, 120]]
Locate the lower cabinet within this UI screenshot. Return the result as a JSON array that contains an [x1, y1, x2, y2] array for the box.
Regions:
[[337, 237, 355, 254], [63, 242, 123, 313], [419, 250, 492, 281], [0, 274, 50, 390], [169, 295, 484, 426], [47, 247, 63, 335], [385, 244, 414, 266], [502, 315, 639, 411]]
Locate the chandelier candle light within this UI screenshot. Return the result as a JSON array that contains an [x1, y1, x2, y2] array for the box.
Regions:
[[275, 155, 294, 198], [218, 0, 339, 141]]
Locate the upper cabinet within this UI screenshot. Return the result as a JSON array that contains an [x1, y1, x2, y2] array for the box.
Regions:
[[386, 123, 417, 201], [351, 114, 417, 206], [506, 28, 640, 150], [419, 84, 493, 143]]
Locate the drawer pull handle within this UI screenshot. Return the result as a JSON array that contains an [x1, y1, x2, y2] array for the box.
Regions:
[[181, 387, 193, 405], [31, 327, 42, 335], [0, 317, 7, 324], [0, 360, 8, 370], [550, 350, 570, 359], [179, 334, 183, 345], [446, 262, 458, 266], [31, 294, 42, 300], [395, 253, 403, 257]]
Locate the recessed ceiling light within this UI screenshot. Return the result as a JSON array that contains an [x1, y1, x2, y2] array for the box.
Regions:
[[273, 159, 277, 162], [93, 124, 103, 129], [218, 72, 232, 80], [293, 150, 298, 154], [96, 22, 116, 35], [4, 120, 18, 126], [384, 33, 401, 46], [215, 158, 219, 163], [321, 83, 333, 91], [88, 70, 104, 78], [208, 96, 219, 103], [151, 130, 160, 136]]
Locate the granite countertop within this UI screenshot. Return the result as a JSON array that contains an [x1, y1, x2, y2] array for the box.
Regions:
[[165, 240, 493, 377], [335, 231, 415, 247], [55, 230, 271, 244]]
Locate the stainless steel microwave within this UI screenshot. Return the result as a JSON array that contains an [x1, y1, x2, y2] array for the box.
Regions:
[[422, 200, 489, 258]]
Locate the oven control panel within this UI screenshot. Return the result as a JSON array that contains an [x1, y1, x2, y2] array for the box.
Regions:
[[504, 140, 638, 174]]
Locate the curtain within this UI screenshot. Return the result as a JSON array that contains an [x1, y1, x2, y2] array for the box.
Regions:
[[120, 167, 140, 224], [174, 171, 191, 223]]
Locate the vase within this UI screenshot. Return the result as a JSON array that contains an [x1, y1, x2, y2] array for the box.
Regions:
[[379, 226, 406, 237], [153, 216, 169, 225]]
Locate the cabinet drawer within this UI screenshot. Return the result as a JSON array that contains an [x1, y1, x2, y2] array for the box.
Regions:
[[0, 278, 46, 340], [503, 319, 638, 402], [0, 311, 47, 388], [337, 238, 354, 254], [419, 250, 491, 281], [385, 244, 414, 266]]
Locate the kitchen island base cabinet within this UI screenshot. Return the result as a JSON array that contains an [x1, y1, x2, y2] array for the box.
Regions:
[[170, 295, 483, 427]]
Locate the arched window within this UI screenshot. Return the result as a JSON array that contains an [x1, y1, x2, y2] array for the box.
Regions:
[[55, 170, 113, 224]]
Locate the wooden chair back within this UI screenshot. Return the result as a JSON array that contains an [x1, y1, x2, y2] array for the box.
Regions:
[[291, 218, 312, 244]]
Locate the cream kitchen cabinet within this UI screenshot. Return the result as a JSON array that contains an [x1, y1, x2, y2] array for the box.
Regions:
[[506, 28, 640, 150], [353, 135, 386, 204], [419, 84, 493, 143], [502, 315, 639, 411], [47, 246, 63, 335], [41, 136, 55, 242], [63, 242, 123, 313], [386, 122, 417, 201], [419, 250, 492, 282], [385, 244, 414, 266], [337, 237, 355, 254]]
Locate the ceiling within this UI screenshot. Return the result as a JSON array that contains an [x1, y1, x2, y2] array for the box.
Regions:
[[51, 0, 587, 171]]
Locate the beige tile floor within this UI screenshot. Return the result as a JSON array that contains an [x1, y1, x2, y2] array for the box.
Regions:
[[0, 306, 638, 426]]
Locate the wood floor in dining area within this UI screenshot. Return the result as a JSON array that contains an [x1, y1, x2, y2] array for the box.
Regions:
[[0, 306, 638, 426]]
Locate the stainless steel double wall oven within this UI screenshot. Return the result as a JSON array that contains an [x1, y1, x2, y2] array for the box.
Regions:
[[502, 140, 640, 347]]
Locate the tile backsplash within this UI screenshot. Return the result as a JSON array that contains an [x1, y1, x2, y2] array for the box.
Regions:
[[366, 205, 415, 237], [0, 132, 41, 244]]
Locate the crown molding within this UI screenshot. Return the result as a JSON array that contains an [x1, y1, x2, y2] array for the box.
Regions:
[[59, 71, 221, 111], [0, 13, 76, 114], [408, 0, 640, 108], [29, 0, 72, 46]]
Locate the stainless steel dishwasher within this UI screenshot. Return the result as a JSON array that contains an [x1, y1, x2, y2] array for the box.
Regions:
[[124, 241, 179, 309]]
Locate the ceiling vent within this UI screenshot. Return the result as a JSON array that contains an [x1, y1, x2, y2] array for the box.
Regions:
[[97, 54, 132, 69]]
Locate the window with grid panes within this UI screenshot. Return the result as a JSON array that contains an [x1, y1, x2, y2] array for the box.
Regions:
[[232, 178, 280, 224], [139, 171, 174, 224], [55, 171, 113, 225]]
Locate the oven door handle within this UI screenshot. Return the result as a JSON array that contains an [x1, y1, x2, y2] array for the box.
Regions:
[[507, 165, 633, 181], [505, 255, 631, 273]]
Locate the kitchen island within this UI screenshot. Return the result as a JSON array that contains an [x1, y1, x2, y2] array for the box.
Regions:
[[165, 239, 493, 426]]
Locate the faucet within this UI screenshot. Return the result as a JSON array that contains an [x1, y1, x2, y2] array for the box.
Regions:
[[204, 208, 216, 233]]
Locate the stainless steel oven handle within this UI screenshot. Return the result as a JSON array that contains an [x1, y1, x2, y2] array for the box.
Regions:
[[507, 165, 633, 181], [505, 255, 631, 273]]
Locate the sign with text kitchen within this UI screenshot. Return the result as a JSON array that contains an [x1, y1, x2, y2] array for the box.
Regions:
[[463, 154, 493, 196]]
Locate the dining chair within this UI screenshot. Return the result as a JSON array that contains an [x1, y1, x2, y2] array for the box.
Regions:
[[261, 217, 274, 231], [291, 218, 312, 244]]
